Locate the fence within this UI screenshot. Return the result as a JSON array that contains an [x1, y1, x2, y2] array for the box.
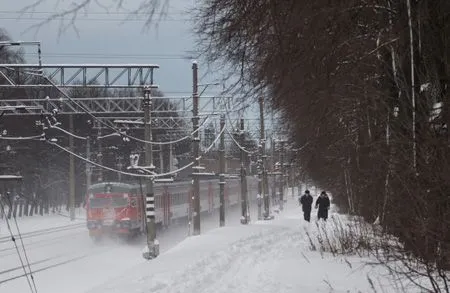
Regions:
[[0, 194, 81, 220]]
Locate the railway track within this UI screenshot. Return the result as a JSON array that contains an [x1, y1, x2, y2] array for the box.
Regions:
[[0, 222, 85, 245], [0, 253, 90, 284], [0, 229, 86, 257]]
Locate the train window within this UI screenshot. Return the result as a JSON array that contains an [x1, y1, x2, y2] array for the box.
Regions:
[[105, 184, 112, 193], [111, 197, 128, 208], [89, 198, 109, 208]]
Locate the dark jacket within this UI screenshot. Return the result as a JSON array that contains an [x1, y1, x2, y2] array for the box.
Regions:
[[315, 195, 330, 219], [300, 194, 313, 212]]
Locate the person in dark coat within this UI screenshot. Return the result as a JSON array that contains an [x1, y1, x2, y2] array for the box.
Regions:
[[299, 190, 313, 222], [315, 191, 330, 221]]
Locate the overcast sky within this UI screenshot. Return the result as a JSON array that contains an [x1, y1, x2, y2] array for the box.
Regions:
[[1, 0, 223, 96], [1, 0, 270, 136]]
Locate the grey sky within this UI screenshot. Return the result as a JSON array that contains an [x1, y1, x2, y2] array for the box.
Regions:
[[1, 0, 271, 137], [2, 0, 223, 95]]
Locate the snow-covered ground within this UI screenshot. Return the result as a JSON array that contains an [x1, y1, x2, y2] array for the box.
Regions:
[[87, 199, 406, 293], [1, 199, 263, 293], [1, 190, 421, 293]]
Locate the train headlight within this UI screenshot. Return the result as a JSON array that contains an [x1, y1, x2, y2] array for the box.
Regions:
[[120, 219, 131, 228]]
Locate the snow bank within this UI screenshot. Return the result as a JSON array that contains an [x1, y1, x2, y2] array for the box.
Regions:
[[0, 208, 85, 237], [88, 201, 410, 293]]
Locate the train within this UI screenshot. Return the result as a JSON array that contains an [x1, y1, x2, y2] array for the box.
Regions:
[[85, 176, 259, 240]]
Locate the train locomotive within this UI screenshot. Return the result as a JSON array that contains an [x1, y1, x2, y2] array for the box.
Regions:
[[85, 176, 258, 240]]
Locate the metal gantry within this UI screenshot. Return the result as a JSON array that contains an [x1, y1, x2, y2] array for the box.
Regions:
[[0, 64, 159, 88], [0, 95, 231, 130]]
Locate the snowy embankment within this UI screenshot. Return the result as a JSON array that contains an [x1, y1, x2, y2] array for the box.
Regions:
[[88, 199, 408, 293], [0, 207, 85, 237]]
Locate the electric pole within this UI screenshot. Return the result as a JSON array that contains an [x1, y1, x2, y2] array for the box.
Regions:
[[86, 136, 91, 195], [96, 121, 103, 182], [240, 118, 249, 224], [279, 140, 285, 211], [69, 114, 75, 221], [142, 87, 159, 259], [219, 114, 225, 227], [259, 96, 270, 219], [192, 61, 201, 235]]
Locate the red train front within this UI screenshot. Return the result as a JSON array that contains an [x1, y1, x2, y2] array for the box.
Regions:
[[86, 182, 144, 240]]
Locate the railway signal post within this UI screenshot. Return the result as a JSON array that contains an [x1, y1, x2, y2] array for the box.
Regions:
[[142, 86, 159, 260]]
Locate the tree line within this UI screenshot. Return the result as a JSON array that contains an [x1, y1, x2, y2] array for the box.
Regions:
[[195, 0, 450, 290]]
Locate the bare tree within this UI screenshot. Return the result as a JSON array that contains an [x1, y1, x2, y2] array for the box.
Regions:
[[195, 0, 450, 291], [20, 0, 170, 36]]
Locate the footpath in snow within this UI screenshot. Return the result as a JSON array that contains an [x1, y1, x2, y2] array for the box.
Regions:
[[88, 197, 405, 293]]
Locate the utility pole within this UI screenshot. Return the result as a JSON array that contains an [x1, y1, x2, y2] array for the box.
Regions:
[[142, 87, 159, 259], [271, 137, 276, 207], [240, 118, 249, 224], [263, 135, 270, 218], [259, 96, 270, 219], [279, 140, 285, 211], [192, 61, 201, 235], [169, 143, 173, 172], [219, 114, 225, 227], [86, 136, 91, 195], [96, 121, 103, 182], [257, 102, 263, 220], [69, 114, 75, 221], [117, 156, 123, 182]]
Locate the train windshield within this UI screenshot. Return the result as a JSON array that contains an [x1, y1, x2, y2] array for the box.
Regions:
[[111, 197, 128, 207], [89, 197, 128, 208], [89, 198, 110, 209]]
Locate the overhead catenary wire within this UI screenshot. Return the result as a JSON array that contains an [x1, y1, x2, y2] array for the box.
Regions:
[[44, 107, 230, 179], [47, 140, 194, 178], [0, 67, 196, 147], [0, 199, 37, 293], [20, 52, 196, 60], [0, 134, 43, 140], [48, 113, 211, 145], [4, 196, 39, 293], [204, 125, 225, 154], [40, 75, 227, 146], [50, 125, 87, 141], [0, 66, 236, 147], [225, 127, 257, 155]]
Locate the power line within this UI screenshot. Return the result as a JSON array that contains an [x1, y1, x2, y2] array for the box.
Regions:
[[225, 127, 257, 154], [0, 134, 43, 141], [3, 196, 39, 293], [0, 200, 37, 293], [0, 16, 192, 22], [21, 52, 196, 60], [0, 10, 190, 16], [47, 139, 194, 178]]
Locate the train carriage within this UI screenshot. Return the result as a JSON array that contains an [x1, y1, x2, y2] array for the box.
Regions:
[[85, 176, 258, 240]]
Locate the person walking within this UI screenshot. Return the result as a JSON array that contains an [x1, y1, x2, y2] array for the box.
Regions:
[[315, 191, 330, 221], [299, 190, 313, 222]]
